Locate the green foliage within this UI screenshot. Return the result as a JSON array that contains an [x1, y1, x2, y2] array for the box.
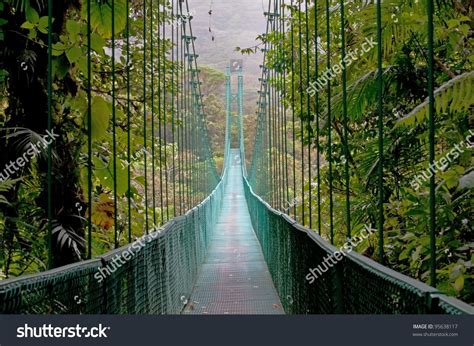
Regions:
[[81, 0, 127, 38], [397, 71, 474, 126], [257, 0, 474, 303], [89, 96, 111, 141], [0, 178, 22, 206], [0, 0, 195, 273]]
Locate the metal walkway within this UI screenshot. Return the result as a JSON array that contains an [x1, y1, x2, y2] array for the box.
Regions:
[[183, 150, 284, 314]]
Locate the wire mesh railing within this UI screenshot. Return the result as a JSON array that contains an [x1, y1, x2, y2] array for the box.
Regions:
[[242, 154, 473, 314], [0, 167, 226, 314]]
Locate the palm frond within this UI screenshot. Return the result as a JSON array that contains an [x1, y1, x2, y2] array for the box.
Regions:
[[1, 127, 58, 161], [52, 221, 84, 260], [0, 178, 22, 206], [326, 66, 393, 122], [10, 0, 46, 12]]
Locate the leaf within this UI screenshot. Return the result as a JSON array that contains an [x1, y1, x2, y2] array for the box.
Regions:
[[77, 56, 88, 75], [52, 222, 84, 259], [52, 57, 69, 79], [82, 0, 127, 38], [52, 42, 66, 56], [27, 29, 37, 39], [66, 19, 80, 36], [453, 275, 464, 293], [399, 249, 409, 261], [20, 21, 35, 29], [106, 159, 129, 196], [93, 158, 129, 196], [90, 32, 106, 55], [69, 90, 88, 114], [38, 16, 48, 27], [66, 47, 82, 64], [89, 96, 111, 140], [91, 193, 115, 230], [25, 6, 39, 24], [37, 16, 48, 33]]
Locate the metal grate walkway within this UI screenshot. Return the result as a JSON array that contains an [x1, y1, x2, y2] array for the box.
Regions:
[[183, 150, 284, 314]]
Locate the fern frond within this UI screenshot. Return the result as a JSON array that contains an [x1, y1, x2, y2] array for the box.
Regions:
[[327, 66, 393, 122], [396, 71, 474, 127]]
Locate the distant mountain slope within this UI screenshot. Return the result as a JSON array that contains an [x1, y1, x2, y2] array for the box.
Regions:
[[188, 0, 266, 93]]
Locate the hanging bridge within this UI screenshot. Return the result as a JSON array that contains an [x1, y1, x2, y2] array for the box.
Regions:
[[0, 0, 473, 315]]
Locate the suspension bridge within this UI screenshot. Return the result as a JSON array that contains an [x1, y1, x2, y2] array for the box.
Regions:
[[0, 0, 473, 315]]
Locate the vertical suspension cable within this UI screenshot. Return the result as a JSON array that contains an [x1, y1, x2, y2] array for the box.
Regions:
[[268, 13, 274, 206], [47, 0, 53, 268], [276, 4, 284, 211], [305, 0, 312, 228], [143, 0, 149, 232], [340, 0, 350, 238], [184, 35, 191, 208], [314, 0, 321, 235], [151, 0, 156, 225], [190, 66, 195, 206], [282, 1, 290, 212], [163, 5, 170, 221], [192, 68, 196, 205], [290, 0, 297, 220], [268, 15, 274, 206], [427, 0, 436, 287], [177, 5, 184, 215], [171, 0, 177, 217], [158, 2, 165, 224], [272, 8, 280, 209], [112, 0, 119, 246], [126, 0, 132, 242], [275, 2, 281, 209], [87, 0, 93, 256], [186, 29, 195, 206], [298, 0, 305, 225], [259, 5, 270, 193], [325, 0, 334, 244], [267, 12, 278, 205], [266, 67, 271, 202], [183, 36, 190, 210], [376, 0, 384, 263]]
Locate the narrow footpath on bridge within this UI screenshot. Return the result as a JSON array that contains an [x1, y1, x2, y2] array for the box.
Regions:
[[183, 149, 284, 314]]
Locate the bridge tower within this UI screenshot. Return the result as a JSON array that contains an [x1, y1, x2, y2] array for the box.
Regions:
[[225, 60, 245, 168]]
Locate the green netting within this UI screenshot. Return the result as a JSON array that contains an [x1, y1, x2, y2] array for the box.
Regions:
[[0, 171, 225, 314], [241, 166, 474, 315]]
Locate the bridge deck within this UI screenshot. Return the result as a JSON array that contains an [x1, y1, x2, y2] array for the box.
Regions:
[[183, 150, 284, 314]]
